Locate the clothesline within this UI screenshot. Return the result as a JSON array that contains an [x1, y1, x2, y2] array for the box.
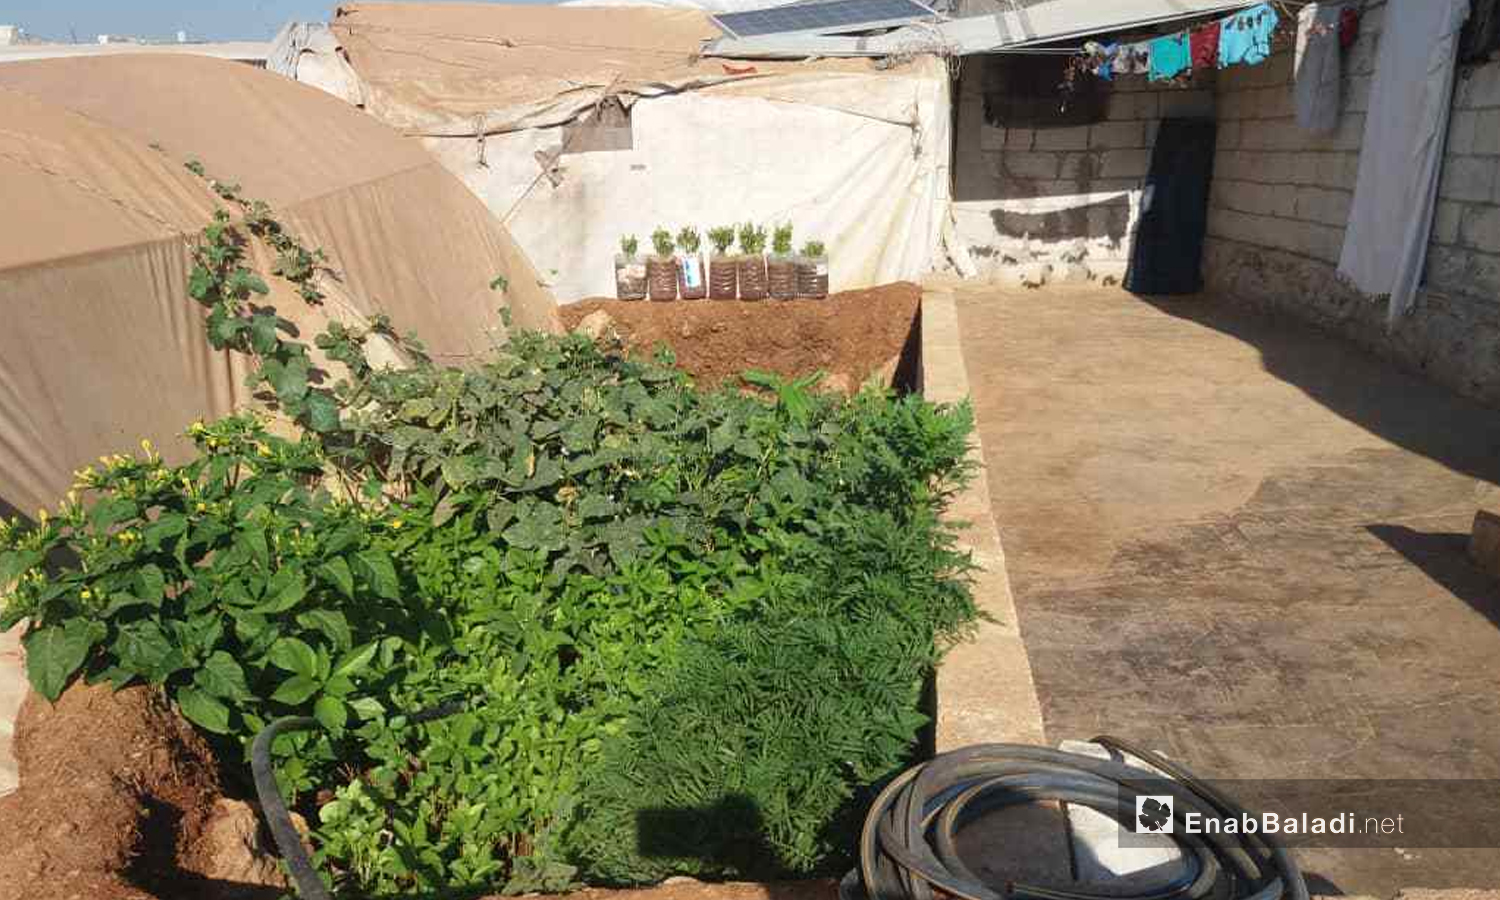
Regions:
[[1069, 0, 1357, 84]]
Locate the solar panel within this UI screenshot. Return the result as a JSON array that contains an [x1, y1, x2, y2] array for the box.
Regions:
[[712, 0, 940, 40]]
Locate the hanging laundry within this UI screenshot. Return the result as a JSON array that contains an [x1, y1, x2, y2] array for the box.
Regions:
[[1190, 22, 1222, 70], [1218, 2, 1280, 68], [1295, 3, 1346, 133], [1116, 42, 1151, 76], [1083, 41, 1118, 80], [1149, 32, 1192, 81], [1339, 0, 1470, 322], [1339, 5, 1362, 50]]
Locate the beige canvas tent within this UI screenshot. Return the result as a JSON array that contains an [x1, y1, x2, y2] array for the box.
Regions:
[[0, 53, 558, 519], [274, 2, 955, 301]]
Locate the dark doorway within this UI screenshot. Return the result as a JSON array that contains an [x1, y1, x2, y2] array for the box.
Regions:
[[1125, 117, 1216, 295]]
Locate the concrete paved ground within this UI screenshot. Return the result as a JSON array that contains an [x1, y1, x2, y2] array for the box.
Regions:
[[954, 283, 1500, 896]]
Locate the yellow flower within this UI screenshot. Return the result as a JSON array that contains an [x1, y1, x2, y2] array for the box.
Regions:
[[196, 502, 208, 513], [189, 421, 206, 435], [80, 588, 92, 600], [140, 438, 154, 453], [391, 518, 404, 530], [256, 443, 273, 458]]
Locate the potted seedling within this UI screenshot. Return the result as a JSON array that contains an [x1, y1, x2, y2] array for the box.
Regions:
[[615, 234, 646, 301], [647, 227, 678, 301], [767, 222, 797, 300], [796, 239, 829, 299], [676, 225, 707, 300], [708, 225, 738, 300], [737, 222, 769, 301]]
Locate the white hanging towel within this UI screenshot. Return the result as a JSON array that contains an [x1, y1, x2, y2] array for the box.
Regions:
[[1337, 0, 1470, 324]]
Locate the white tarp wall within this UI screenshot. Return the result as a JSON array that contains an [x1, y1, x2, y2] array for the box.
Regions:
[[423, 58, 952, 301]]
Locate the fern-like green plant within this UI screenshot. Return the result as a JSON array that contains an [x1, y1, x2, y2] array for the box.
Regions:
[[620, 234, 639, 258], [676, 226, 702, 254], [651, 227, 675, 258], [771, 223, 794, 257], [707, 226, 736, 256], [801, 240, 826, 258], [738, 222, 768, 256]]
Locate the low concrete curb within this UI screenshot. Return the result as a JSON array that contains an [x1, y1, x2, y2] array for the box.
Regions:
[[921, 289, 1046, 751]]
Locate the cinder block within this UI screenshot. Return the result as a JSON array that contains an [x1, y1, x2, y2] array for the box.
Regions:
[[1449, 109, 1480, 156], [1159, 89, 1213, 118], [1216, 119, 1242, 150], [1460, 204, 1500, 254], [1344, 75, 1372, 113], [980, 123, 1007, 152], [1295, 187, 1353, 228], [1475, 110, 1500, 156], [1440, 156, 1499, 203], [1433, 200, 1464, 245], [1459, 63, 1500, 109], [1089, 121, 1145, 149], [1291, 153, 1321, 186], [1033, 125, 1090, 151], [1001, 151, 1061, 180], [1099, 148, 1151, 179], [1270, 184, 1299, 218], [1057, 151, 1098, 180], [1109, 91, 1158, 120]]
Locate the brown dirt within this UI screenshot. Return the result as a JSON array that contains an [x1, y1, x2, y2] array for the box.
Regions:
[[561, 282, 922, 394], [484, 878, 839, 900], [0, 681, 282, 900]]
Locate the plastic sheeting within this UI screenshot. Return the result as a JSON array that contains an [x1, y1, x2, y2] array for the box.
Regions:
[[1337, 0, 1469, 323], [268, 21, 365, 106], [294, 3, 953, 302], [0, 54, 558, 517]]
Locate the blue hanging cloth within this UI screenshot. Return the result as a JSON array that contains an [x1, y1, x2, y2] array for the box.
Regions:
[[1148, 32, 1191, 81], [1218, 2, 1281, 67]]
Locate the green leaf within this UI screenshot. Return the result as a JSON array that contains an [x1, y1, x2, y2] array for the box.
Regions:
[[195, 651, 251, 701], [250, 313, 279, 355], [331, 641, 378, 679], [268, 636, 319, 679], [352, 549, 399, 600], [432, 492, 463, 528], [317, 558, 355, 600], [134, 564, 167, 606], [297, 609, 352, 650], [349, 696, 385, 720], [257, 569, 307, 613], [23, 620, 98, 701], [145, 513, 188, 550], [271, 674, 321, 706], [269, 354, 311, 403], [303, 392, 341, 433], [177, 686, 231, 733], [114, 620, 185, 683], [314, 695, 347, 732]]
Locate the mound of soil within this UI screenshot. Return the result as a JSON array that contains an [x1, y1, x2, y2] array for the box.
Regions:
[[0, 682, 283, 900], [561, 283, 922, 393]]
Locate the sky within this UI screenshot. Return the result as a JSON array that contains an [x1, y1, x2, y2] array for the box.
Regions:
[[6, 0, 558, 43]]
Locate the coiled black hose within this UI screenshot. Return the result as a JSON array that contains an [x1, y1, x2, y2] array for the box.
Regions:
[[251, 700, 469, 900], [851, 736, 1308, 900]]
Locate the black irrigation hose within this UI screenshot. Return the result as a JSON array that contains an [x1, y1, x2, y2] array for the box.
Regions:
[[251, 700, 471, 900], [851, 736, 1308, 900]]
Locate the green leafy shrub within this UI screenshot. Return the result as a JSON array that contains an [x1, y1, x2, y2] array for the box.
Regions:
[[771, 223, 794, 257], [0, 189, 976, 896], [738, 222, 768, 256], [650, 228, 675, 258], [707, 225, 736, 256]]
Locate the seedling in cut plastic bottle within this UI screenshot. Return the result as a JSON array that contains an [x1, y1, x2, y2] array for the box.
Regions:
[[738, 222, 768, 256], [772, 223, 794, 257], [651, 227, 675, 258], [620, 234, 639, 258], [801, 240, 826, 258], [677, 226, 702, 254], [708, 226, 736, 256]]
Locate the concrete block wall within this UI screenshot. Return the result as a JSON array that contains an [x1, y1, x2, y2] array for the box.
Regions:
[[1204, 0, 1500, 404], [952, 56, 1215, 283]]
